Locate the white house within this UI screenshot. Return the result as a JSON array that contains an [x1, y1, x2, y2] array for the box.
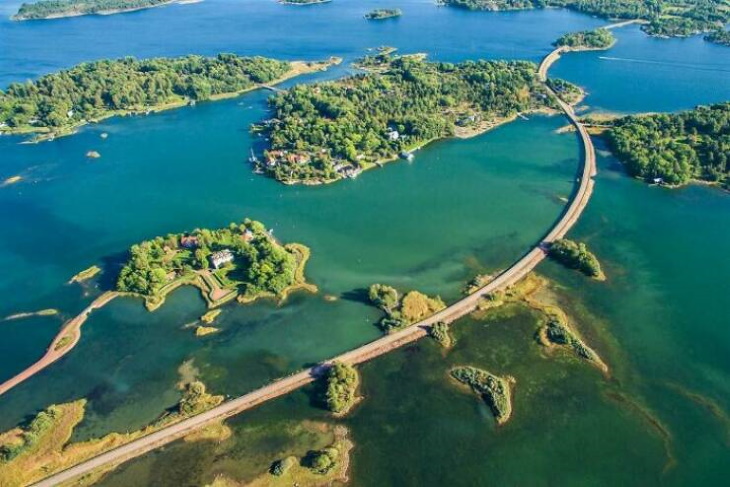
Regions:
[[210, 249, 234, 269]]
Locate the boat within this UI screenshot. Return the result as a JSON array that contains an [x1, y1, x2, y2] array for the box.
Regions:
[[248, 148, 260, 164]]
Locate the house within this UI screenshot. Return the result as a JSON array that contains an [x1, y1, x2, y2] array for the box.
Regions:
[[241, 229, 255, 242], [180, 235, 199, 249], [210, 249, 234, 269], [400, 151, 414, 161], [386, 128, 400, 141]]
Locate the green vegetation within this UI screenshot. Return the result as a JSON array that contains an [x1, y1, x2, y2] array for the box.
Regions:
[[116, 219, 312, 310], [200, 309, 222, 324], [547, 239, 604, 279], [270, 456, 298, 476], [256, 53, 561, 184], [304, 447, 339, 474], [605, 102, 730, 187], [324, 362, 359, 415], [0, 376, 223, 486], [0, 54, 291, 138], [195, 325, 220, 337], [69, 265, 101, 283], [539, 317, 600, 362], [705, 28, 730, 45], [12, 0, 181, 20], [365, 8, 402, 19], [546, 78, 584, 104], [450, 366, 514, 425], [368, 283, 446, 332], [430, 322, 453, 348], [53, 334, 74, 351], [554, 28, 616, 48], [441, 0, 730, 41]]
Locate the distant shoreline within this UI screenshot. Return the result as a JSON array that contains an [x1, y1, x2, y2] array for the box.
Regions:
[[11, 0, 202, 22]]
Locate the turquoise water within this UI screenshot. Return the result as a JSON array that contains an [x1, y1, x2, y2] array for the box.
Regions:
[[0, 0, 728, 484]]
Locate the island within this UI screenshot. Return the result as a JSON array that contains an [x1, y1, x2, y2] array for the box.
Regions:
[[368, 283, 446, 333], [705, 29, 730, 46], [12, 0, 198, 21], [430, 321, 454, 348], [279, 0, 332, 5], [547, 238, 604, 280], [324, 361, 360, 416], [116, 219, 315, 311], [0, 54, 339, 141], [605, 102, 729, 188], [554, 28, 616, 49], [365, 8, 402, 20], [450, 366, 514, 425], [253, 52, 571, 184], [441, 0, 730, 42]]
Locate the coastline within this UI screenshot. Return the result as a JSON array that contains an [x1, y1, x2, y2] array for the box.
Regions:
[[10, 0, 199, 22], [5, 58, 341, 144]]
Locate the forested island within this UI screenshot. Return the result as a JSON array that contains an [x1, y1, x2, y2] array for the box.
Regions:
[[605, 102, 729, 187], [365, 8, 402, 20], [368, 284, 445, 333], [554, 28, 616, 49], [12, 0, 193, 21], [705, 29, 730, 45], [323, 362, 360, 415], [547, 238, 604, 279], [116, 219, 314, 310], [441, 0, 730, 41], [450, 366, 514, 425], [254, 53, 568, 184], [0, 55, 337, 141]]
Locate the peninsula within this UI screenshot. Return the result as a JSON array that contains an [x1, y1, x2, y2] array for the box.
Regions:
[[441, 0, 730, 42], [116, 219, 315, 310], [0, 55, 339, 141], [254, 53, 574, 184], [12, 0, 198, 21], [605, 102, 729, 188]]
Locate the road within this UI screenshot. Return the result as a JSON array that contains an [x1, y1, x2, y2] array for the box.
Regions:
[[31, 46, 597, 487]]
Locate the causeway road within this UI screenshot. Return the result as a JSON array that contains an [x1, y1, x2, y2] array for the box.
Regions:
[[31, 45, 598, 487]]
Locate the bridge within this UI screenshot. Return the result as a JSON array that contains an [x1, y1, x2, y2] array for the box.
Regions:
[[29, 46, 597, 487]]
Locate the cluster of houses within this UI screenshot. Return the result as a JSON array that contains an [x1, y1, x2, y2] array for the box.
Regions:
[[333, 162, 362, 179], [263, 150, 311, 169]]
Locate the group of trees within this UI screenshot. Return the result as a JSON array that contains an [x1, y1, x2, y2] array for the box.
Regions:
[[704, 28, 730, 45], [443, 0, 730, 42], [547, 239, 604, 278], [13, 0, 174, 20], [368, 283, 445, 332], [261, 54, 553, 183], [116, 220, 298, 297], [450, 366, 512, 424], [324, 362, 359, 414], [554, 28, 615, 48], [605, 102, 729, 187], [0, 54, 290, 131]]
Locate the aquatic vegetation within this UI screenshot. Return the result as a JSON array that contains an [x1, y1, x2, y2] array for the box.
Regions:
[[605, 102, 730, 187], [368, 283, 445, 332], [324, 362, 360, 415], [69, 265, 102, 283], [195, 325, 220, 337], [547, 238, 604, 279], [554, 28, 615, 49], [200, 309, 222, 324], [450, 366, 514, 425]]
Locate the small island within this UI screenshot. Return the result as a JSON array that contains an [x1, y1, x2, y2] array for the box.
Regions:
[[430, 322, 453, 348], [0, 55, 339, 141], [279, 0, 331, 5], [254, 52, 569, 185], [116, 219, 315, 311], [368, 283, 446, 333], [11, 0, 199, 21], [605, 102, 729, 188], [450, 366, 514, 425], [364, 8, 402, 20], [441, 0, 730, 42], [547, 239, 604, 280], [554, 28, 615, 50], [324, 362, 360, 416]]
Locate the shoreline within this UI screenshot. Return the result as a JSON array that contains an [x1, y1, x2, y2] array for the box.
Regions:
[[11, 0, 200, 22], [5, 58, 341, 144]]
